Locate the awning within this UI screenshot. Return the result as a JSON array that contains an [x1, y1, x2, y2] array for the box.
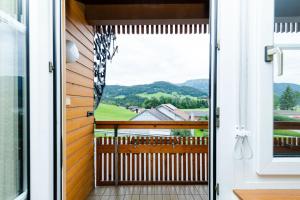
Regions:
[[80, 0, 300, 34], [275, 0, 300, 32], [78, 0, 209, 34]]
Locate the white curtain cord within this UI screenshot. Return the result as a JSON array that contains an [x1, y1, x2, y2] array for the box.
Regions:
[[234, 134, 253, 160]]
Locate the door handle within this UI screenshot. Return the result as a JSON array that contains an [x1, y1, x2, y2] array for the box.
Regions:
[[87, 111, 94, 117], [265, 44, 300, 76]]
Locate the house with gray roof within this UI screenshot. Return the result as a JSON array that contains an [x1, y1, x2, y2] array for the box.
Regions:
[[126, 104, 191, 136]]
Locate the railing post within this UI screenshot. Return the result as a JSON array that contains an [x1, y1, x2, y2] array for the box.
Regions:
[[114, 125, 119, 186]]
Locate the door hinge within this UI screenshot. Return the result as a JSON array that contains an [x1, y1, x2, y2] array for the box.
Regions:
[[217, 40, 220, 51], [215, 183, 220, 196], [49, 62, 54, 73], [216, 107, 220, 128]]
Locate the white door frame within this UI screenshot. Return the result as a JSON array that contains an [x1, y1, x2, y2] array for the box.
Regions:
[[29, 0, 56, 199]]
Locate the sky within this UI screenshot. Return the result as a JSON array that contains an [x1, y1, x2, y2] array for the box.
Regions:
[[104, 32, 300, 86], [105, 34, 210, 86]]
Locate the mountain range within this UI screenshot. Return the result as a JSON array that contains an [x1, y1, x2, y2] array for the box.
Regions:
[[103, 81, 208, 99], [102, 79, 300, 107], [179, 79, 300, 97]]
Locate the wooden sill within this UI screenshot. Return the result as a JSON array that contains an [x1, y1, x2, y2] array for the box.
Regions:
[[233, 189, 300, 200]]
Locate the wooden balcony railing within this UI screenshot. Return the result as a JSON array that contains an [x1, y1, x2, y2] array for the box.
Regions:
[[273, 121, 300, 156], [94, 120, 300, 185], [96, 120, 300, 130], [95, 120, 209, 130], [95, 121, 209, 186], [274, 121, 300, 130]]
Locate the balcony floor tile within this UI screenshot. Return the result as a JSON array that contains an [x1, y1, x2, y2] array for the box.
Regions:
[[88, 185, 208, 200]]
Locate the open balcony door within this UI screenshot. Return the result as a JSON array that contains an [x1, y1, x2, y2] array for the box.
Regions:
[[217, 0, 300, 199], [208, 0, 218, 199]]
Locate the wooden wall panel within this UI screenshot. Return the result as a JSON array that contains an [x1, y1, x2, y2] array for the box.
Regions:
[[65, 0, 94, 199]]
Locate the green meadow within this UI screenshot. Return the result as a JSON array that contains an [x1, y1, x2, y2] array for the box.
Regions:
[[94, 104, 136, 121]]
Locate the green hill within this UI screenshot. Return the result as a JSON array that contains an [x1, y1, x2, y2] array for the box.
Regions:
[[103, 81, 207, 97], [94, 104, 136, 121], [102, 81, 208, 108]]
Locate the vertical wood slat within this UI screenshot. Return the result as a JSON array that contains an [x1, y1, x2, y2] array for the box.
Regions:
[[164, 137, 168, 181], [108, 137, 112, 181], [132, 137, 135, 181], [187, 137, 191, 181], [183, 137, 186, 181], [197, 137, 201, 181], [137, 137, 140, 181], [160, 137, 163, 182], [118, 137, 121, 182], [122, 137, 126, 181], [155, 137, 159, 181], [178, 137, 182, 181], [97, 138, 102, 183], [174, 138, 177, 181], [141, 137, 145, 181], [103, 137, 107, 181], [127, 137, 130, 181], [192, 137, 196, 181], [150, 137, 154, 181], [146, 137, 149, 181], [169, 152, 172, 181], [202, 137, 206, 182]]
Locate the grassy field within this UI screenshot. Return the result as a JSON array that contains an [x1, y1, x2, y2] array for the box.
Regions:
[[194, 129, 208, 137], [274, 130, 300, 137], [273, 114, 300, 137], [94, 104, 137, 121], [274, 115, 300, 122]]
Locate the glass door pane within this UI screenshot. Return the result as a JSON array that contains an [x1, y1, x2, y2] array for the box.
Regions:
[[0, 0, 28, 198], [273, 0, 300, 157]]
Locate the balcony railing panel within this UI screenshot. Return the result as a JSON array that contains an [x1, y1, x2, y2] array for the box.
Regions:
[[96, 136, 208, 186]]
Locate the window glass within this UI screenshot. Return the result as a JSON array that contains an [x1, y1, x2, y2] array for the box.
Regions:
[[0, 0, 28, 198], [273, 0, 300, 157]]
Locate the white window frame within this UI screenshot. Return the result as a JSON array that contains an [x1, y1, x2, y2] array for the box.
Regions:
[[29, 0, 55, 199], [256, 0, 300, 175]]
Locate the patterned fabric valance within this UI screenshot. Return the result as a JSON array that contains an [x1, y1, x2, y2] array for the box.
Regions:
[[95, 23, 210, 34], [275, 17, 300, 33]]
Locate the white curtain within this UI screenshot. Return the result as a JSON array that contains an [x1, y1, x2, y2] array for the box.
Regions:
[[0, 1, 27, 199]]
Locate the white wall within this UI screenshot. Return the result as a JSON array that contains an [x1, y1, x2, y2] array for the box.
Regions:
[[217, 0, 300, 199]]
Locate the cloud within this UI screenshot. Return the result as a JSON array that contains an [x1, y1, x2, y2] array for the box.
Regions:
[[106, 34, 210, 86]]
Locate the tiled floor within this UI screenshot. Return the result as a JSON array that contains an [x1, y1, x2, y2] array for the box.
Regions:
[[88, 185, 208, 200]]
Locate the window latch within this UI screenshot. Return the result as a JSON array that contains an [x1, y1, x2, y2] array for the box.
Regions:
[[265, 46, 283, 76], [265, 44, 300, 76], [49, 62, 54, 73], [216, 107, 220, 128]]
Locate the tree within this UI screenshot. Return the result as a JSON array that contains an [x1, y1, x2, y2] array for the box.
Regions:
[[143, 97, 160, 108], [171, 129, 192, 137], [274, 95, 280, 110], [279, 86, 297, 110]]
